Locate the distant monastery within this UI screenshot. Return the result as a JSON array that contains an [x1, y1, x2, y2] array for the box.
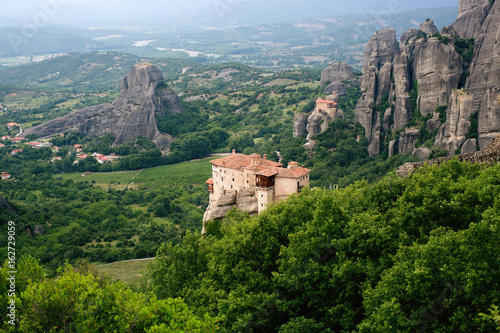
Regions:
[[203, 151, 310, 228]]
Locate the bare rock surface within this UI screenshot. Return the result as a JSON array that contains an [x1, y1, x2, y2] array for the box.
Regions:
[[22, 63, 183, 149]]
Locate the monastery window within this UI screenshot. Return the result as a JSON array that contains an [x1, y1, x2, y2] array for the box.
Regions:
[[231, 185, 233, 189], [232, 178, 235, 182], [261, 194, 263, 198]]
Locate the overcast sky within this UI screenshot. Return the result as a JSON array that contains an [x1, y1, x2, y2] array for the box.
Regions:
[[4, 0, 459, 26]]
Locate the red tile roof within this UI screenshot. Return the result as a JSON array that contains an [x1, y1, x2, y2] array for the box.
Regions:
[[255, 169, 278, 177], [276, 166, 310, 179], [316, 99, 338, 105], [211, 153, 283, 171], [211, 154, 310, 179], [206, 178, 214, 184]]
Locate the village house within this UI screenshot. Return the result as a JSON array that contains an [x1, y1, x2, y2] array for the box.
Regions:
[[6, 122, 19, 130], [203, 151, 310, 224], [11, 137, 25, 143], [1, 172, 11, 180], [11, 149, 22, 156], [2, 136, 11, 141]]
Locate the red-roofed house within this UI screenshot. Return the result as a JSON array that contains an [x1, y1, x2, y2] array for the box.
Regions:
[[2, 136, 11, 141], [11, 137, 25, 143], [77, 154, 89, 159], [1, 173, 11, 180], [203, 151, 310, 225], [6, 122, 19, 130], [96, 156, 110, 164], [11, 149, 22, 156]]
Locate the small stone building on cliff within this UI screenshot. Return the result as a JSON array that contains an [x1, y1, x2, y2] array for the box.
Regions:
[[203, 152, 310, 226]]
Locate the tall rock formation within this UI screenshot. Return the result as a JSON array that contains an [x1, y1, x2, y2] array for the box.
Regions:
[[320, 62, 355, 95], [453, 0, 492, 38], [354, 28, 399, 156], [420, 19, 439, 36], [434, 89, 475, 155], [21, 63, 183, 149], [465, 0, 500, 149]]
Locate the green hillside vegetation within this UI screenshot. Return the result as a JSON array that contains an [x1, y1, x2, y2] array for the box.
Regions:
[[147, 160, 500, 332], [0, 52, 201, 93], [0, 154, 213, 270], [0, 256, 220, 332]]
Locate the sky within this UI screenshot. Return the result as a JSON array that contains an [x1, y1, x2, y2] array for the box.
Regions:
[[3, 0, 460, 26]]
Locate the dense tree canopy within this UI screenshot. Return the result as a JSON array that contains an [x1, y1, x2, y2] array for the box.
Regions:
[[147, 160, 500, 332]]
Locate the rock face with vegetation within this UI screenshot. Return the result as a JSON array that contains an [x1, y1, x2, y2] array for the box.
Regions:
[[434, 89, 475, 155], [466, 0, 500, 149], [22, 63, 183, 149], [355, 28, 399, 156], [453, 0, 492, 38], [354, 0, 500, 158]]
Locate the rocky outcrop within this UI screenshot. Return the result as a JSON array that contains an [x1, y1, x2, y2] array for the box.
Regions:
[[466, 0, 500, 149], [400, 28, 422, 45], [398, 129, 420, 154], [434, 90, 475, 155], [321, 62, 355, 95], [321, 62, 355, 86], [453, 0, 492, 38], [412, 147, 433, 161], [306, 111, 331, 141], [203, 189, 258, 222], [397, 134, 500, 177], [420, 20, 439, 36], [461, 138, 478, 153], [22, 63, 183, 149], [355, 28, 399, 157], [353, 0, 500, 159], [293, 113, 308, 138]]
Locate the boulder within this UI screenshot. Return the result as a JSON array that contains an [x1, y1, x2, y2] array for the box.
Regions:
[[34, 225, 45, 235], [461, 138, 478, 153], [412, 147, 433, 161]]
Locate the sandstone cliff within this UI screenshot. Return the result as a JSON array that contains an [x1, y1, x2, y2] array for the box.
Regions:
[[354, 28, 398, 156], [354, 0, 500, 159], [320, 62, 355, 95], [22, 63, 183, 149], [465, 0, 500, 149], [453, 0, 492, 38]]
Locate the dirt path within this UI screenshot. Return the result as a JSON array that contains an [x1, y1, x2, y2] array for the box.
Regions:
[[126, 169, 143, 189]]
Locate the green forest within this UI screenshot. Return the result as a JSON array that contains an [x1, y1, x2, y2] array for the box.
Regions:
[[0, 52, 499, 331], [1, 160, 500, 331]]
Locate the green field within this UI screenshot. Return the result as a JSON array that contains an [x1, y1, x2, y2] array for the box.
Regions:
[[56, 157, 215, 189], [95, 258, 154, 286]]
